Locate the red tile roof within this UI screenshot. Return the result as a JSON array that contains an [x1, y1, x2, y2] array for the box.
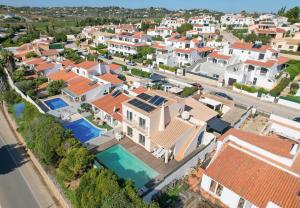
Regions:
[[218, 128, 296, 158], [205, 144, 300, 208], [92, 92, 129, 122], [107, 40, 145, 47], [48, 70, 78, 82], [196, 47, 214, 53], [60, 59, 76, 68], [67, 76, 100, 96], [35, 62, 55, 72], [245, 59, 276, 68], [208, 51, 231, 60], [76, 61, 98, 70], [277, 56, 290, 65], [131, 87, 147, 94], [24, 58, 44, 65], [108, 64, 121, 71], [98, 73, 123, 85], [231, 42, 276, 52], [175, 48, 195, 54], [41, 49, 58, 56]]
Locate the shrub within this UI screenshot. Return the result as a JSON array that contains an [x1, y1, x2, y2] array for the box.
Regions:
[[15, 79, 36, 93], [25, 51, 39, 59], [152, 35, 163, 41], [234, 83, 257, 93], [285, 60, 300, 81], [280, 95, 300, 104], [159, 64, 177, 73], [47, 80, 65, 96], [290, 82, 299, 95], [270, 78, 290, 97], [131, 68, 151, 78], [180, 87, 197, 97]]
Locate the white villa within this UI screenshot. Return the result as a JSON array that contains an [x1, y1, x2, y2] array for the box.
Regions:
[[122, 90, 218, 163], [200, 128, 300, 208]]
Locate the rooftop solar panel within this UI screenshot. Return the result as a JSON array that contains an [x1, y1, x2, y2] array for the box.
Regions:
[[137, 93, 152, 101], [128, 98, 156, 112]]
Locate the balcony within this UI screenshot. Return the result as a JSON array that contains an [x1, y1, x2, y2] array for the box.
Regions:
[[124, 118, 149, 135]]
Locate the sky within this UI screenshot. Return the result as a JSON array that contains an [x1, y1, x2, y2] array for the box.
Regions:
[[0, 0, 299, 13]]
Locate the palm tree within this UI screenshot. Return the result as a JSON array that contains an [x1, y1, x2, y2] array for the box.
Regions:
[[0, 49, 16, 74]]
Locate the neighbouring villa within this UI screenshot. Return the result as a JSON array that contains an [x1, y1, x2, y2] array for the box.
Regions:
[[122, 89, 218, 163], [92, 90, 130, 128]]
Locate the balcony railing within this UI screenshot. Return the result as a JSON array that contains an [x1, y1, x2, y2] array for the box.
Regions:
[[123, 118, 149, 135]]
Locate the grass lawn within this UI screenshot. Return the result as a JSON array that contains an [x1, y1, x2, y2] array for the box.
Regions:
[[285, 60, 300, 81], [85, 115, 113, 130]]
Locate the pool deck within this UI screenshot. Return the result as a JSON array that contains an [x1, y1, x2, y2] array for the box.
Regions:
[[92, 137, 181, 177]]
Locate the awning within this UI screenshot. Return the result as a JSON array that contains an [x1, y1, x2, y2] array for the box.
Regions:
[[207, 117, 230, 134]]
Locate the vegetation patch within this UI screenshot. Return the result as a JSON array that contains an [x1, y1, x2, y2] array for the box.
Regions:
[[131, 68, 151, 78], [159, 64, 177, 73], [285, 60, 300, 81], [270, 78, 290, 97], [280, 95, 300, 104]]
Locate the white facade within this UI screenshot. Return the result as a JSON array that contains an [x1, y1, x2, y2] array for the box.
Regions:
[[160, 17, 186, 29], [147, 26, 174, 38], [221, 14, 254, 29]]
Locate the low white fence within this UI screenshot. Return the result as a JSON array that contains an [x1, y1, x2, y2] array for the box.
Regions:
[[4, 68, 45, 114], [278, 98, 300, 110], [143, 139, 216, 202]]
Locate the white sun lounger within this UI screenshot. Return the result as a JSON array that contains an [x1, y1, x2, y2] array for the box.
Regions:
[[156, 149, 165, 158], [152, 147, 162, 157]]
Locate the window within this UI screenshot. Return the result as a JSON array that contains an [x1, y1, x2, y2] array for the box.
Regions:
[[209, 180, 217, 193], [127, 126, 133, 137], [237, 198, 246, 208], [139, 117, 146, 129], [289, 45, 294, 49], [260, 67, 268, 75], [126, 110, 132, 121], [248, 65, 255, 71], [229, 49, 233, 54], [139, 134, 145, 146], [258, 53, 265, 60], [278, 45, 282, 49], [216, 184, 223, 196]]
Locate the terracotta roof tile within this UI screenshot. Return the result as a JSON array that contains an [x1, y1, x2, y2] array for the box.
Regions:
[[218, 128, 296, 158], [108, 64, 121, 71], [98, 73, 123, 85], [67, 76, 100, 96], [208, 51, 231, 60], [231, 42, 276, 52], [245, 59, 276, 68], [76, 61, 98, 70], [205, 144, 300, 208], [92, 92, 129, 122], [48, 70, 78, 82], [35, 62, 55, 72]]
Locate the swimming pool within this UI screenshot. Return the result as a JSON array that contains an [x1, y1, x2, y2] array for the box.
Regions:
[[95, 144, 158, 188], [13, 102, 25, 118], [44, 98, 69, 110], [63, 118, 101, 143]]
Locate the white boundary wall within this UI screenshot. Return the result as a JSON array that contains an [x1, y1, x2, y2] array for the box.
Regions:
[[278, 98, 300, 110], [4, 68, 45, 114], [143, 139, 216, 202]]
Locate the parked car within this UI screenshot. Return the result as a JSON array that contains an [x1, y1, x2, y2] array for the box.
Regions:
[[293, 117, 300, 123], [191, 82, 204, 90], [126, 61, 137, 66], [212, 91, 233, 100], [99, 54, 112, 60]]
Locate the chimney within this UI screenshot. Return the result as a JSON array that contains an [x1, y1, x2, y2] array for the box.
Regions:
[[159, 103, 165, 131], [113, 106, 117, 112]]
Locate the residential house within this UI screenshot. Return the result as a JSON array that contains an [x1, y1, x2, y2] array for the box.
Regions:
[[160, 17, 186, 29], [122, 90, 217, 163], [188, 16, 217, 25], [220, 14, 254, 29], [107, 32, 151, 56], [92, 32, 115, 46], [195, 42, 289, 89], [34, 61, 62, 76], [271, 32, 300, 52], [92, 90, 130, 128], [147, 26, 175, 38], [200, 128, 300, 208]]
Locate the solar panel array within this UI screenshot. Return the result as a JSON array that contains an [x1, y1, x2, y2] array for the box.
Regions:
[[112, 90, 121, 97], [137, 93, 152, 101], [149, 95, 166, 106], [128, 99, 156, 113]]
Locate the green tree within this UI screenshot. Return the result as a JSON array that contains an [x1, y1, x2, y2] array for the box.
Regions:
[[25, 51, 39, 59], [284, 6, 300, 23], [57, 147, 94, 182], [176, 23, 193, 35], [0, 49, 16, 73], [47, 80, 65, 96]]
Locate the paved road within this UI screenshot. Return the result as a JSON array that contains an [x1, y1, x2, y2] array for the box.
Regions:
[[220, 31, 240, 43], [0, 136, 39, 208], [0, 109, 60, 208], [107, 58, 300, 118]]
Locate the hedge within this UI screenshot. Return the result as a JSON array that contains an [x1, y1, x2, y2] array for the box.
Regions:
[[233, 83, 269, 94], [280, 95, 300, 104], [130, 68, 151, 78], [285, 60, 300, 81], [159, 64, 177, 72], [270, 78, 290, 97]]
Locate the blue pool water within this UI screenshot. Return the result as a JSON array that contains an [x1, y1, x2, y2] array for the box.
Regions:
[[13, 102, 25, 118], [63, 118, 101, 143], [95, 144, 158, 188], [44, 98, 69, 110]]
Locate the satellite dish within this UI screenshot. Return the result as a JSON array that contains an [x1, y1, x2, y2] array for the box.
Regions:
[[181, 111, 190, 120]]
